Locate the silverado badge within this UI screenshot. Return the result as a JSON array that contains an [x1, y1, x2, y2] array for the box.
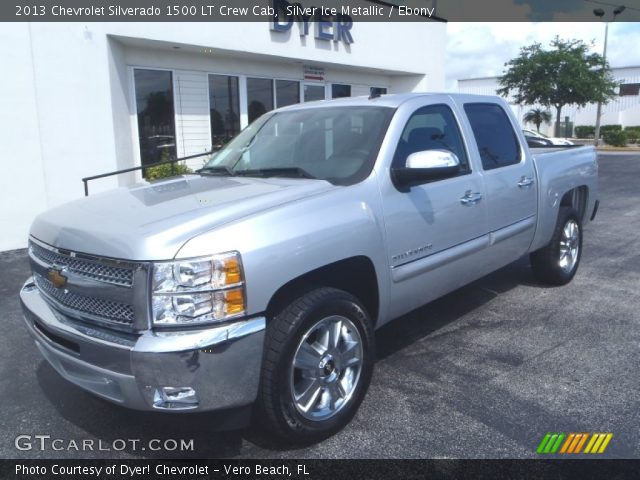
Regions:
[[47, 268, 67, 289]]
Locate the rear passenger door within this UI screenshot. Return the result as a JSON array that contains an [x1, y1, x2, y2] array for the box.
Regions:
[[463, 102, 537, 260]]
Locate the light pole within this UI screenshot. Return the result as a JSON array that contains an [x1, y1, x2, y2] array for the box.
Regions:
[[593, 5, 625, 146]]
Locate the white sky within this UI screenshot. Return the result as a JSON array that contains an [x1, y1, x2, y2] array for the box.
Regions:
[[445, 22, 640, 90]]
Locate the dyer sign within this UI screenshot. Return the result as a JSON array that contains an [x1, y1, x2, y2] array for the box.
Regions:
[[270, 0, 354, 45]]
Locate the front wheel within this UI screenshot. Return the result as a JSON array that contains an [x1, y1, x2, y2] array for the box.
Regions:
[[257, 287, 375, 444], [530, 206, 583, 285]]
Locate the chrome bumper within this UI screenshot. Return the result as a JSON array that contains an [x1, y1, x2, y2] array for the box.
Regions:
[[20, 277, 266, 412]]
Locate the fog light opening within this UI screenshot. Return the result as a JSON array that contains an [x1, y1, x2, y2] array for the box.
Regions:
[[153, 387, 199, 410]]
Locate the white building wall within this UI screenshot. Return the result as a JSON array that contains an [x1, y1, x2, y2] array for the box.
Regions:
[[0, 24, 49, 252], [0, 20, 446, 251], [174, 70, 212, 159]]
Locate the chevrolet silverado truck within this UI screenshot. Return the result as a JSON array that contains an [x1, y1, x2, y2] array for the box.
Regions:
[[21, 93, 598, 442]]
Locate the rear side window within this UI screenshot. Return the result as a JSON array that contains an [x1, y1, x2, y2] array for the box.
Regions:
[[464, 103, 521, 170]]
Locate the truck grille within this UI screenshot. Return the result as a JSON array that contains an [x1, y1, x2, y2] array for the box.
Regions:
[[30, 241, 134, 287], [35, 275, 135, 325], [28, 239, 144, 330]]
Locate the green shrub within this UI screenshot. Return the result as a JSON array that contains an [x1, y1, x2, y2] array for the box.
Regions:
[[574, 125, 595, 138], [600, 124, 623, 134], [144, 162, 192, 181], [602, 129, 628, 147], [624, 127, 640, 144]]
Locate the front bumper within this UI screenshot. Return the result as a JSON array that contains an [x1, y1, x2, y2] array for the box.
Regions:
[[20, 277, 266, 412]]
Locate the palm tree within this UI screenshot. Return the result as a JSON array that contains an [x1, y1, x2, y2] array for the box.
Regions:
[[523, 108, 553, 132]]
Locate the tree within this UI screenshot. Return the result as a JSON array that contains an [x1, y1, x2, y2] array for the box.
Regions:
[[498, 37, 618, 136], [523, 108, 552, 132]]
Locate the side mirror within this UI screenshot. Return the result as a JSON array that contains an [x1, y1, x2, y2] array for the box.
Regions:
[[391, 150, 460, 190]]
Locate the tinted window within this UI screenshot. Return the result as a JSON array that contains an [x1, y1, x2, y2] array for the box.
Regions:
[[332, 84, 351, 98], [275, 80, 300, 108], [303, 84, 325, 102], [464, 103, 521, 170], [393, 104, 469, 174], [370, 87, 387, 96], [619, 83, 640, 96], [134, 69, 176, 167], [208, 74, 240, 149], [247, 78, 274, 123]]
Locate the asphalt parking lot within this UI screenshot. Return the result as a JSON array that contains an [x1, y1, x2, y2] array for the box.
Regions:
[[1, 153, 639, 459]]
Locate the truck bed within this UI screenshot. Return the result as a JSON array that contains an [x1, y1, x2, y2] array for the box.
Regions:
[[530, 145, 598, 252]]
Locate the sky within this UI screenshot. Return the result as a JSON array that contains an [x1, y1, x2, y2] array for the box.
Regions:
[[445, 22, 640, 90]]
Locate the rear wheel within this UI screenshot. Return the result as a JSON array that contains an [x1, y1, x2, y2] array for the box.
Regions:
[[257, 287, 374, 443], [530, 207, 582, 285]]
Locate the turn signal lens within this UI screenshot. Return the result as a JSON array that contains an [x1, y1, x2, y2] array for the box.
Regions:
[[224, 288, 245, 316]]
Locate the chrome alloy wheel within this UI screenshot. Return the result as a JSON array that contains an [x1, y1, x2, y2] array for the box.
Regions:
[[559, 219, 580, 273], [290, 315, 363, 421]]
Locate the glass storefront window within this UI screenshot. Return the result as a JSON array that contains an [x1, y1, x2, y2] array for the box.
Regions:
[[332, 84, 351, 98], [209, 74, 240, 149], [275, 80, 300, 108], [134, 69, 176, 167], [370, 87, 388, 97], [303, 84, 325, 102], [247, 77, 274, 123]]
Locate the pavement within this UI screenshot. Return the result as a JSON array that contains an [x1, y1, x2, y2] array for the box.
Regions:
[[1, 153, 639, 459]]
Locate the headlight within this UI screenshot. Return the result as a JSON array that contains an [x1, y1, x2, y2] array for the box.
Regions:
[[151, 252, 245, 326]]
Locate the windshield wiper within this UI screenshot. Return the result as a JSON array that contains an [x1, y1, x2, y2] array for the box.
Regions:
[[234, 167, 317, 179], [197, 165, 235, 176]]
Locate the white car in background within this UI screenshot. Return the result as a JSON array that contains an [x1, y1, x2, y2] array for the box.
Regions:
[[523, 129, 574, 146]]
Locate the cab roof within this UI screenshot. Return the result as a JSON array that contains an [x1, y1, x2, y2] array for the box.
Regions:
[[276, 92, 504, 111]]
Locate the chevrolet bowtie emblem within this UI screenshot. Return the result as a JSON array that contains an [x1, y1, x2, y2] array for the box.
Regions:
[[47, 268, 68, 289]]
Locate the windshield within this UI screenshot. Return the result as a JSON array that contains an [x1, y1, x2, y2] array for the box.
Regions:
[[202, 106, 394, 185]]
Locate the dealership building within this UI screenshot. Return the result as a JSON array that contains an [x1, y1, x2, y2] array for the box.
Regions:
[[1, 17, 446, 251], [458, 66, 640, 135]]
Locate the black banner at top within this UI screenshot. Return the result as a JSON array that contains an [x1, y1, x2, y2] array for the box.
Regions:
[[4, 0, 640, 22]]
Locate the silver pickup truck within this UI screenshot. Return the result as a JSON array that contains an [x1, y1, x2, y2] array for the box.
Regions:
[[21, 93, 598, 443]]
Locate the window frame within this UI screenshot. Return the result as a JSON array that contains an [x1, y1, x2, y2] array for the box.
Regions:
[[207, 73, 241, 150], [301, 82, 328, 102], [132, 67, 178, 169], [331, 83, 352, 99], [619, 83, 640, 97], [463, 102, 523, 172], [391, 103, 472, 179], [274, 79, 301, 108], [370, 86, 388, 96]]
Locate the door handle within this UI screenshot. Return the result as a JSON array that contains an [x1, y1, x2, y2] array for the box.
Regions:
[[518, 176, 535, 188], [460, 190, 483, 206]]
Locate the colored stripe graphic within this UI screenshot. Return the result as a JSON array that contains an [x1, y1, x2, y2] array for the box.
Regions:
[[537, 433, 613, 454], [537, 433, 565, 454], [560, 433, 575, 453], [584, 433, 614, 454]]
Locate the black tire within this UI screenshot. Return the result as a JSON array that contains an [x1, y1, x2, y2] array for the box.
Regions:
[[530, 206, 583, 285], [257, 287, 375, 444]]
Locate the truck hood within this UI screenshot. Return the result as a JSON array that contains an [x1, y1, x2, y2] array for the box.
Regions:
[[30, 175, 335, 260]]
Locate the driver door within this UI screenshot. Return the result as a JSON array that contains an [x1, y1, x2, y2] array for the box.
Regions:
[[380, 101, 489, 317]]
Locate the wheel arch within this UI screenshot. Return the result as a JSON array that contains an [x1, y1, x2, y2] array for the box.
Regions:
[[265, 256, 380, 326], [560, 185, 589, 223]]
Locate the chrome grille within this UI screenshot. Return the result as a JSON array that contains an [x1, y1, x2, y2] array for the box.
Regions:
[[35, 275, 135, 325], [29, 241, 134, 287]]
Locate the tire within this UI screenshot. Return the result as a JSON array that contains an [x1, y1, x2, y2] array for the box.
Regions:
[[530, 206, 582, 285], [257, 287, 375, 444]]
